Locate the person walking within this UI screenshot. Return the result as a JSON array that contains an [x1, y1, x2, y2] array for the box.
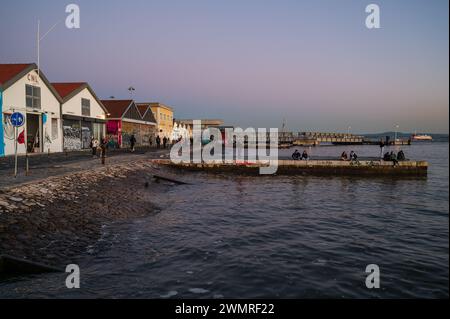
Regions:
[[130, 134, 137, 152]]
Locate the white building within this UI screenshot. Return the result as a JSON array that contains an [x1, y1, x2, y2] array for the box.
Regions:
[[0, 63, 63, 156], [52, 82, 108, 150]]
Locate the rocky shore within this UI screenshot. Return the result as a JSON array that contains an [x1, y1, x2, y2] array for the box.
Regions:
[[0, 160, 170, 269]]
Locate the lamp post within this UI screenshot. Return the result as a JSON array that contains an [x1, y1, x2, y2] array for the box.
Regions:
[[395, 124, 399, 141], [347, 126, 351, 135]]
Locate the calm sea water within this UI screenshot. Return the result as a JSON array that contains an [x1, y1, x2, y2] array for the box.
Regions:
[[0, 143, 448, 298]]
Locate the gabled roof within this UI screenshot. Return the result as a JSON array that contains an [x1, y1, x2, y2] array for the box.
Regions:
[[101, 100, 134, 119], [136, 103, 149, 117], [52, 82, 108, 113], [0, 63, 62, 102], [136, 103, 157, 124], [0, 64, 31, 87], [52, 82, 86, 99]]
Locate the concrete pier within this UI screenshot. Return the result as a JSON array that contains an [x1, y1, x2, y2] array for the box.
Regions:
[[152, 159, 428, 176]]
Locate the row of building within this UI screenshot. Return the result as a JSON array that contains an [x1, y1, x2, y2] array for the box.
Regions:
[[0, 63, 177, 157]]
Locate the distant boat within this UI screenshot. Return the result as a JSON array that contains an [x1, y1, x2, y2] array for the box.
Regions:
[[412, 133, 433, 141]]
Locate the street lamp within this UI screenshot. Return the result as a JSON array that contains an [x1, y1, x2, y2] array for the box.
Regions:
[[347, 126, 351, 135]]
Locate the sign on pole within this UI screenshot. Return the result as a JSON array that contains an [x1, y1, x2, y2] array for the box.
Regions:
[[11, 112, 25, 178], [11, 112, 25, 128]]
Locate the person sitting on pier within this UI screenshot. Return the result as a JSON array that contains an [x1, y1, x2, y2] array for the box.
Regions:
[[292, 149, 301, 160], [341, 151, 348, 161], [350, 151, 358, 161], [383, 152, 391, 161], [397, 150, 406, 161], [390, 151, 399, 165], [301, 150, 309, 160]]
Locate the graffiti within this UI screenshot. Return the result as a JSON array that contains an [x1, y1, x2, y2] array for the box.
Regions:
[[63, 125, 81, 150], [0, 90, 3, 156], [3, 114, 15, 140], [81, 126, 92, 149]]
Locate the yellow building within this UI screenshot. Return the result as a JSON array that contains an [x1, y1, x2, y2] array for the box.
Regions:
[[149, 102, 174, 140]]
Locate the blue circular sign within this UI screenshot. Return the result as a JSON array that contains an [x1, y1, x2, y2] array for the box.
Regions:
[[11, 112, 25, 127]]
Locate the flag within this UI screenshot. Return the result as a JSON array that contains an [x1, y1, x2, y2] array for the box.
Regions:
[[17, 130, 25, 144]]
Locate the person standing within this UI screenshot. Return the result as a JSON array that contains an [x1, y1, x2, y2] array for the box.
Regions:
[[91, 137, 99, 157], [379, 139, 385, 159], [156, 135, 161, 149], [163, 136, 168, 149], [100, 137, 107, 165]]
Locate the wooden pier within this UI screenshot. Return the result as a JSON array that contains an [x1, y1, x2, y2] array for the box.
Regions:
[[152, 159, 428, 176], [277, 132, 365, 147]]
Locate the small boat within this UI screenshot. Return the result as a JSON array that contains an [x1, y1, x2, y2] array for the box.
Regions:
[[412, 133, 433, 141]]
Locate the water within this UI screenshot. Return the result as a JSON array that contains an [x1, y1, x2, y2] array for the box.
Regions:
[[0, 143, 448, 298]]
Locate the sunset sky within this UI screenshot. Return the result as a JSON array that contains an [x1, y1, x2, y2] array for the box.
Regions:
[[0, 0, 448, 133]]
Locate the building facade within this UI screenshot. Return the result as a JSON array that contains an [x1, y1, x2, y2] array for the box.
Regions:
[[175, 119, 224, 138], [102, 100, 157, 148], [53, 82, 107, 151], [0, 63, 63, 156], [149, 103, 174, 140], [136, 103, 158, 145]]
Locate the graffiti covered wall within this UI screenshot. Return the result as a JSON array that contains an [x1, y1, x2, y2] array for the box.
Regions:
[[0, 89, 4, 156], [122, 121, 141, 147], [63, 119, 82, 150]]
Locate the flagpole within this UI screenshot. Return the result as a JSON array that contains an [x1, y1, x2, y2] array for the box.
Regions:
[[37, 20, 40, 77]]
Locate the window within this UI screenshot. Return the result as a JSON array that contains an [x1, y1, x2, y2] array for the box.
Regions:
[[81, 98, 90, 116], [26, 85, 41, 109], [51, 118, 58, 140]]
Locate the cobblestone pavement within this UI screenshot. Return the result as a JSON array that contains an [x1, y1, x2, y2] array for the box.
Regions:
[[0, 147, 171, 189]]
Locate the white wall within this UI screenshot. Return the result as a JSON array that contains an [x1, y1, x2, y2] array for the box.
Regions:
[[62, 87, 106, 119], [2, 69, 62, 156]]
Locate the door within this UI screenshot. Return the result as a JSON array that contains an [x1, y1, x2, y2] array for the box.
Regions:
[[26, 113, 42, 153]]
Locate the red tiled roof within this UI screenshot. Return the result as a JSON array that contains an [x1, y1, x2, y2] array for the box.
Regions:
[[101, 100, 133, 118], [0, 63, 33, 86], [52, 82, 86, 99]]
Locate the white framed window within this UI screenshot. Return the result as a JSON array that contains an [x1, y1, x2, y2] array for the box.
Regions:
[[51, 118, 58, 140], [81, 98, 91, 116], [26, 85, 41, 109]]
